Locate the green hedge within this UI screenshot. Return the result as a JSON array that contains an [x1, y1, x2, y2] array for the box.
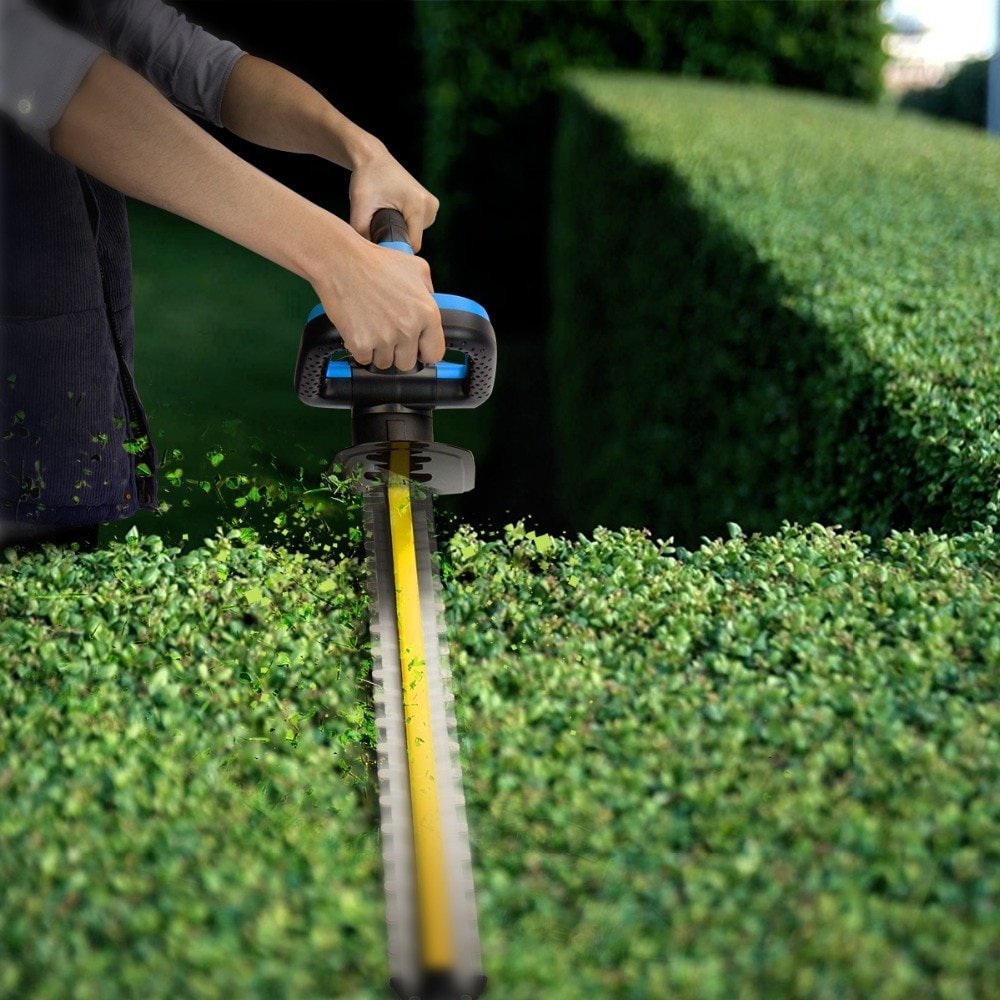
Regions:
[[2, 520, 999, 997], [550, 73, 1000, 544], [416, 1, 887, 526]]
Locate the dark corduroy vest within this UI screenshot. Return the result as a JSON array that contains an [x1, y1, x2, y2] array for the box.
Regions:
[[0, 112, 158, 527]]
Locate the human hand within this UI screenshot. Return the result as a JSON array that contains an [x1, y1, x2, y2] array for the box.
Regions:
[[311, 235, 446, 372], [348, 141, 440, 252]]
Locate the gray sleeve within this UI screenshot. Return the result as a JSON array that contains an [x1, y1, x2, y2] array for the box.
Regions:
[[0, 0, 105, 149], [96, 0, 246, 127]]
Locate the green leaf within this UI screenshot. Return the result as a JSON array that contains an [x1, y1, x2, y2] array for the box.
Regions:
[[534, 533, 555, 555]]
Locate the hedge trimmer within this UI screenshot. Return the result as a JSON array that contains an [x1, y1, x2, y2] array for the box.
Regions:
[[295, 208, 496, 1000]]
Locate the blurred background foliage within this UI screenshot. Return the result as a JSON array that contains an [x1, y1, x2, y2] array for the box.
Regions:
[[119, 0, 888, 550]]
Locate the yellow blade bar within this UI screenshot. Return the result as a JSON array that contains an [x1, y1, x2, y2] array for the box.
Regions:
[[387, 441, 454, 970]]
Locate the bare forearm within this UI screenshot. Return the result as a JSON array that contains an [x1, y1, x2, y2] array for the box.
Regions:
[[49, 51, 446, 373], [216, 53, 437, 248], [50, 53, 360, 285], [220, 53, 382, 169]]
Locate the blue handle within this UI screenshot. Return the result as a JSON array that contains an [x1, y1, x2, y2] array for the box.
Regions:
[[296, 205, 497, 410], [297, 295, 496, 410], [306, 294, 489, 325]]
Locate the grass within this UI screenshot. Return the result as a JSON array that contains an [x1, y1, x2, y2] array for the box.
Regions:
[[119, 202, 319, 548]]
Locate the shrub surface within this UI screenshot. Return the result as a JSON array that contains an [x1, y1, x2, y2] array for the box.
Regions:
[[419, 0, 886, 306], [2, 521, 998, 998], [551, 73, 1000, 543]]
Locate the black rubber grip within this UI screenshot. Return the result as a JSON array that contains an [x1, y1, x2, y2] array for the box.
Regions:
[[370, 207, 411, 248]]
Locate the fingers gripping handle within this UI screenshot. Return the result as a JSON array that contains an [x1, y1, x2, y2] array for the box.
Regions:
[[295, 300, 496, 409], [295, 205, 496, 409]]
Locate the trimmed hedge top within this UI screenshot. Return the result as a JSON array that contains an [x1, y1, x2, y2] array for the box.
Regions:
[[2, 521, 999, 996], [563, 73, 1000, 535]]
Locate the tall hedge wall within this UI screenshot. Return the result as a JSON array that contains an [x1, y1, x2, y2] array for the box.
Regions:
[[416, 0, 887, 528], [550, 73, 1000, 545]]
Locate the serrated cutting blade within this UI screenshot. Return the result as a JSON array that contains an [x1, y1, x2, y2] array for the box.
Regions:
[[363, 442, 486, 1000]]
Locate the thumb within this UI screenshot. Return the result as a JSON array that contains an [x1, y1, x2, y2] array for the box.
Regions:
[[406, 219, 424, 254]]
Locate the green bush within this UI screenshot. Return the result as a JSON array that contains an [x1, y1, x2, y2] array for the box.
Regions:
[[417, 1, 887, 524], [2, 520, 998, 997], [550, 73, 1000, 544], [900, 59, 990, 129]]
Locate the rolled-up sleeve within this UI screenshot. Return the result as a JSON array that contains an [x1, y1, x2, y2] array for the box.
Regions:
[[99, 0, 245, 127], [0, 0, 104, 149], [0, 0, 245, 152]]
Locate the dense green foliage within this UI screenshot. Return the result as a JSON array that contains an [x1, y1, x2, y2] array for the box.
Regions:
[[900, 59, 991, 129], [1, 520, 998, 997], [5, 20, 997, 997], [551, 73, 1000, 544]]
